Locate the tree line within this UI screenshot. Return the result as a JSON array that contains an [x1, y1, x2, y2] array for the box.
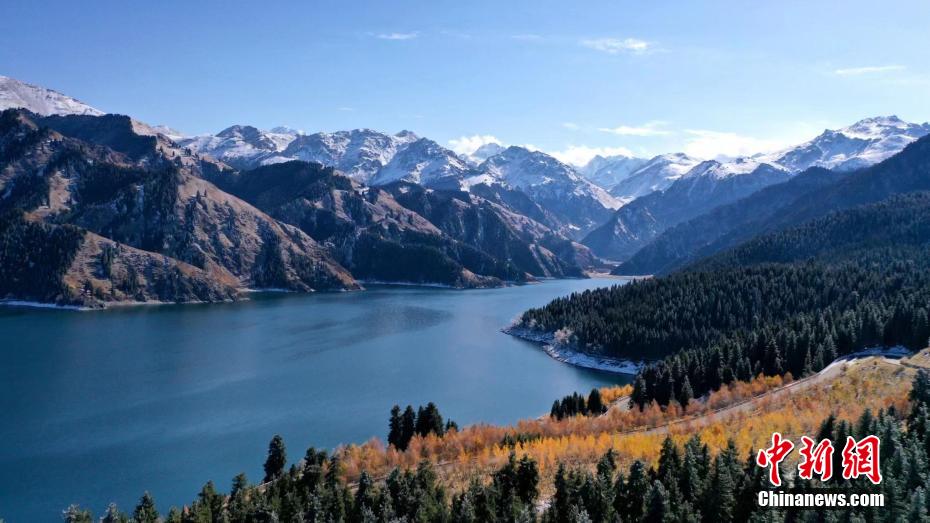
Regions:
[[550, 388, 606, 420], [518, 195, 930, 408], [59, 371, 930, 522], [388, 403, 458, 451]]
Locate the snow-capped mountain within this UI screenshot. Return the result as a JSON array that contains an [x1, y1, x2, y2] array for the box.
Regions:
[[279, 129, 420, 183], [0, 75, 103, 116], [608, 152, 701, 201], [686, 157, 779, 179], [761, 115, 930, 172], [581, 115, 930, 263], [476, 146, 620, 206], [464, 142, 505, 165], [371, 137, 472, 187], [178, 124, 300, 168], [580, 154, 647, 190], [471, 146, 622, 238]]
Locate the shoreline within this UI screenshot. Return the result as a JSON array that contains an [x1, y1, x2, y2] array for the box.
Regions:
[[503, 325, 643, 375]]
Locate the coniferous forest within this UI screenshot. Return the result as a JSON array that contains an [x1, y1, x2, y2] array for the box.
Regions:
[[60, 371, 930, 522], [518, 193, 930, 408]]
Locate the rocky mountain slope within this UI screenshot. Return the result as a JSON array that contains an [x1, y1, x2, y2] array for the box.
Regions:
[[617, 129, 930, 275], [0, 102, 594, 306], [207, 161, 590, 286], [0, 109, 359, 307], [185, 127, 621, 240], [583, 161, 791, 260], [470, 146, 621, 238], [0, 75, 103, 117], [761, 115, 930, 172], [583, 116, 930, 263], [606, 152, 700, 202]]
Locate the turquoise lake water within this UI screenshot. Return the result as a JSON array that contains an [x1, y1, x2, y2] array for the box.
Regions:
[[0, 278, 630, 520]]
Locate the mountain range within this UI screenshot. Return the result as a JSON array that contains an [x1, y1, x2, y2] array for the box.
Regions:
[[0, 77, 602, 307], [581, 115, 930, 262], [1, 74, 929, 306]]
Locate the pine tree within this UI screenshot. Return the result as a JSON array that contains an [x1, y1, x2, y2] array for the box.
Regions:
[[101, 503, 129, 523], [263, 434, 287, 482], [630, 374, 649, 410], [657, 436, 682, 485], [388, 404, 403, 449], [516, 454, 540, 504], [644, 480, 672, 523], [678, 375, 694, 407], [587, 388, 605, 415], [132, 492, 159, 523], [231, 472, 248, 497], [62, 505, 93, 523], [706, 453, 737, 523], [620, 460, 649, 522], [401, 405, 417, 450], [911, 370, 930, 406]]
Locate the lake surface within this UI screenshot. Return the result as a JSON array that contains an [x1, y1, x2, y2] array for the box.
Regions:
[[0, 278, 629, 521]]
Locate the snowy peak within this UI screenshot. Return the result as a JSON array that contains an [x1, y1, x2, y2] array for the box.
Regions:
[[476, 146, 621, 208], [480, 146, 567, 182], [841, 115, 914, 139], [0, 75, 103, 116], [688, 157, 778, 179], [465, 142, 505, 165], [178, 124, 299, 168], [394, 129, 419, 141], [608, 152, 701, 200], [766, 115, 930, 172], [580, 154, 647, 190], [216, 125, 286, 151], [283, 128, 423, 183], [371, 137, 471, 186]]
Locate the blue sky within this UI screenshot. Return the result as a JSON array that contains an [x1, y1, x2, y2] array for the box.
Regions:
[[2, 0, 929, 164]]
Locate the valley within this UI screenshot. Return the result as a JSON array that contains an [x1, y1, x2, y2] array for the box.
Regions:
[[3, 71, 930, 522]]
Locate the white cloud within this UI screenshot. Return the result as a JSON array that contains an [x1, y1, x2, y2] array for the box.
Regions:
[[599, 121, 669, 136], [337, 106, 355, 112], [682, 129, 788, 159], [833, 65, 905, 76], [447, 134, 503, 155], [581, 37, 650, 54], [562, 122, 580, 131], [511, 34, 544, 41], [549, 145, 635, 166], [374, 32, 419, 41]]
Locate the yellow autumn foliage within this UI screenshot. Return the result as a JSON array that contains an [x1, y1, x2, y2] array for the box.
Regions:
[[338, 352, 929, 493]]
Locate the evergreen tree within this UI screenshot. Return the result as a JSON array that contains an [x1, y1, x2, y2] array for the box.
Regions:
[[132, 492, 158, 523], [100, 503, 129, 523], [62, 505, 93, 523], [630, 374, 649, 411], [401, 405, 417, 450], [678, 375, 694, 407], [263, 434, 287, 482], [388, 404, 403, 449], [587, 388, 605, 415], [644, 480, 672, 523]]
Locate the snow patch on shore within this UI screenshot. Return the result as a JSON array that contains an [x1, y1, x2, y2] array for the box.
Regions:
[[0, 300, 87, 311], [503, 326, 643, 375]]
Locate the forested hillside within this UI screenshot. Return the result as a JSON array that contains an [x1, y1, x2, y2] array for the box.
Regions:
[[615, 167, 848, 275], [617, 134, 930, 276], [517, 192, 930, 407], [59, 369, 930, 522]]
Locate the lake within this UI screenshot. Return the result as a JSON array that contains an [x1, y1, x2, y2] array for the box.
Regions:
[[0, 278, 630, 520]]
